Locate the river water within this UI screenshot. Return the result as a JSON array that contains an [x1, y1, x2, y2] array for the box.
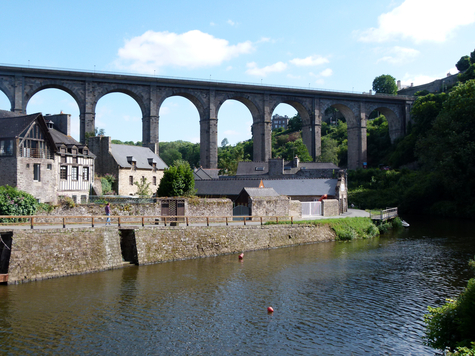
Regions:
[[1, 217, 474, 355]]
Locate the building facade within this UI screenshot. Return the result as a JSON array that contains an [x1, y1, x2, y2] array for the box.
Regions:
[[0, 111, 95, 204], [88, 136, 167, 196]]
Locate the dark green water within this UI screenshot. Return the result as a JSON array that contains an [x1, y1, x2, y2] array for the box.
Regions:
[[1, 217, 474, 355]]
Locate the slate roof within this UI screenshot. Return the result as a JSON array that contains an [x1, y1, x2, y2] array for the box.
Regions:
[[48, 127, 96, 158], [236, 160, 339, 176], [0, 112, 43, 139], [0, 112, 57, 151], [243, 187, 280, 198], [262, 179, 337, 196], [110, 144, 167, 169], [195, 178, 337, 197], [194, 167, 220, 180], [195, 179, 261, 196]]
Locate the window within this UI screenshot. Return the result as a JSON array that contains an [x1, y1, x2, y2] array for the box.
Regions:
[[61, 155, 67, 163], [81, 195, 87, 204], [0, 140, 13, 156], [153, 176, 157, 185], [47, 164, 52, 170], [60, 166, 67, 180], [71, 166, 78, 180], [83, 167, 89, 181], [33, 164, 41, 181], [72, 195, 77, 203], [129, 176, 134, 185]]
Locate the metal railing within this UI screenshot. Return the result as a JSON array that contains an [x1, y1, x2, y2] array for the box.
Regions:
[[0, 215, 296, 229], [370, 207, 398, 221]]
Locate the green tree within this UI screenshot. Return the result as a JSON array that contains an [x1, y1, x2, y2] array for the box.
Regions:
[[317, 136, 339, 165], [287, 113, 302, 132], [372, 74, 398, 95], [456, 55, 471, 72], [416, 79, 475, 213], [134, 177, 152, 197], [156, 161, 196, 197]]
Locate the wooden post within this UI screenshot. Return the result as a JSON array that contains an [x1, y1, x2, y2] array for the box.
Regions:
[[142, 217, 145, 227], [118, 216, 121, 227], [186, 217, 189, 226], [30, 216, 34, 229], [92, 217, 95, 228], [291, 216, 293, 225], [63, 217, 66, 229], [260, 216, 263, 225], [206, 217, 209, 226]]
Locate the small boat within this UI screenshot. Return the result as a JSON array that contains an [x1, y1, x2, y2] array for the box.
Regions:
[[401, 220, 410, 227]]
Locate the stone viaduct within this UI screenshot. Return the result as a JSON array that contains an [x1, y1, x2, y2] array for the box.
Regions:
[[0, 65, 414, 169]]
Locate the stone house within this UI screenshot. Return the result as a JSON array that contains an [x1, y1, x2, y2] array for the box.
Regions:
[[0, 111, 95, 204], [88, 136, 167, 196]]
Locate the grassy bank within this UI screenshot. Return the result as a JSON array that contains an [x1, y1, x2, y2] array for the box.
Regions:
[[266, 217, 382, 241]]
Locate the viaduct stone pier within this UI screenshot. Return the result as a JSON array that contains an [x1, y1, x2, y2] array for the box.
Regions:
[[0, 65, 414, 169]]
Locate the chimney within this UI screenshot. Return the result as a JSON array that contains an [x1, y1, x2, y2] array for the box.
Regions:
[[293, 156, 300, 168], [397, 80, 401, 90]]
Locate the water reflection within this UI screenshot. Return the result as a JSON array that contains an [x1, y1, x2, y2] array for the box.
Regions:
[[0, 217, 474, 355]]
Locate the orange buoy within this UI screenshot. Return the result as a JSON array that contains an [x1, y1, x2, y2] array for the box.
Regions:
[[267, 306, 274, 313], [238, 253, 244, 260]]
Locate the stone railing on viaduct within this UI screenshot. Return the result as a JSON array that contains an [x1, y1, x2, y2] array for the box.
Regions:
[[0, 65, 414, 169]]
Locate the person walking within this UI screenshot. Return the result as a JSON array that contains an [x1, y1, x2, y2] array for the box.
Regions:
[[105, 202, 111, 225]]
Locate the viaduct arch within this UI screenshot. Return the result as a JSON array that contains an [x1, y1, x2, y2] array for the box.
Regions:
[[0, 65, 414, 169]]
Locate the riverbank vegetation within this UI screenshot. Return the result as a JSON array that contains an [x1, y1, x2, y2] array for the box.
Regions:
[[266, 217, 383, 241], [424, 258, 475, 354]]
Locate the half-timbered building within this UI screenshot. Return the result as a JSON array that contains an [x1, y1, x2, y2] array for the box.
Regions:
[[0, 110, 95, 204]]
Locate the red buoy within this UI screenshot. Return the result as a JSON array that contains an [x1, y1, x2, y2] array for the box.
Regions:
[[238, 253, 244, 260], [267, 306, 274, 313]]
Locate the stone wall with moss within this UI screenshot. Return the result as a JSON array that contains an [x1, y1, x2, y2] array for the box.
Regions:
[[7, 227, 123, 284], [6, 223, 336, 284], [134, 224, 336, 265]]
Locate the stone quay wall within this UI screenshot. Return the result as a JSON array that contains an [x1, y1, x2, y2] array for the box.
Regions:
[[5, 224, 336, 284], [7, 227, 123, 284]]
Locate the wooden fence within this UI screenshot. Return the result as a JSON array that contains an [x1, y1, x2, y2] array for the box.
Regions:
[[0, 215, 296, 229]]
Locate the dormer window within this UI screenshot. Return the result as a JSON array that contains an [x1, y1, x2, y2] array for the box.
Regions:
[[127, 156, 137, 170]]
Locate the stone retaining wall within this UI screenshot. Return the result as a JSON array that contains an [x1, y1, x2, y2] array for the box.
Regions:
[[5, 223, 336, 284]]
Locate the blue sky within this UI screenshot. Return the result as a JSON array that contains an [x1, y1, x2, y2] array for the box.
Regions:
[[1, 0, 474, 145]]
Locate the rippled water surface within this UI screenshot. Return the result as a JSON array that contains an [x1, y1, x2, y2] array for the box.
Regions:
[[1, 217, 475, 355]]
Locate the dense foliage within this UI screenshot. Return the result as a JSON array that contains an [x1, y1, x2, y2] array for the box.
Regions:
[[159, 141, 201, 168], [424, 259, 475, 353], [156, 161, 196, 197], [0, 185, 38, 219]]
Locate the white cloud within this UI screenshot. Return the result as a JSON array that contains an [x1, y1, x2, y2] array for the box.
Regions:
[[320, 68, 333, 77], [290, 55, 329, 67], [115, 30, 254, 73], [246, 61, 287, 77], [376, 46, 420, 65], [227, 19, 236, 26], [358, 0, 475, 43]]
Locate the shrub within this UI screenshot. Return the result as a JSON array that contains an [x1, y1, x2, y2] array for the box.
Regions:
[[0, 185, 38, 221], [425, 276, 475, 351]]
